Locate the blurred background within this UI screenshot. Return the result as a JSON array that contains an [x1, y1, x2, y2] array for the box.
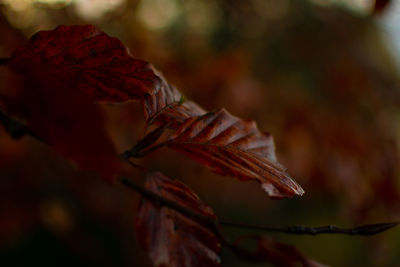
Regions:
[[1, 0, 400, 266]]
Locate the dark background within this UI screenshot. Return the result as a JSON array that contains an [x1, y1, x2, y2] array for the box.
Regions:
[[1, 0, 400, 266]]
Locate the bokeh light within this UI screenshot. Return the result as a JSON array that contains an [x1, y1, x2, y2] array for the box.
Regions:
[[73, 0, 125, 20], [136, 0, 180, 31]]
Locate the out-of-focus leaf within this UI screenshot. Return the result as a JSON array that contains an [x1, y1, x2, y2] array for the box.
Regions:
[[136, 172, 221, 267], [373, 0, 391, 14], [13, 74, 120, 181], [166, 109, 304, 198], [231, 236, 326, 267], [9, 25, 160, 102], [143, 70, 205, 128], [0, 109, 29, 140], [2, 24, 174, 180]]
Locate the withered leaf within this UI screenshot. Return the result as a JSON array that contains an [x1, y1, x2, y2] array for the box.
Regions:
[[136, 172, 221, 267], [373, 0, 391, 14], [15, 74, 120, 181], [143, 70, 205, 128], [166, 109, 304, 198], [9, 25, 160, 102], [2, 25, 148, 180]]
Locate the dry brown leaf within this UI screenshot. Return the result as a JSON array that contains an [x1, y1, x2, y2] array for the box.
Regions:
[[136, 172, 221, 267], [166, 109, 304, 198]]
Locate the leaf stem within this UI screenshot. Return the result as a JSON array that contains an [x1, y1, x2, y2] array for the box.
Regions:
[[122, 142, 167, 158], [121, 124, 170, 159]]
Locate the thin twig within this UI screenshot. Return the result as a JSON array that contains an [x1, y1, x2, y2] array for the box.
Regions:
[[0, 107, 398, 238], [120, 177, 220, 235], [0, 108, 219, 228], [220, 221, 399, 236], [122, 158, 146, 170], [121, 123, 170, 159], [121, 142, 167, 158]]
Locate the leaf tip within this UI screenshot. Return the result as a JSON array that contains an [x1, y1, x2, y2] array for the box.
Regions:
[[356, 222, 400, 236], [261, 182, 305, 199]]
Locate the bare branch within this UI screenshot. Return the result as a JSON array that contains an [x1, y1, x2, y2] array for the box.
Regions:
[[220, 221, 399, 236], [0, 108, 219, 230], [0, 107, 398, 240], [121, 177, 220, 235]]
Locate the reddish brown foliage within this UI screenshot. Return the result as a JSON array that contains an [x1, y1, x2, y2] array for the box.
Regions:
[[4, 25, 158, 180], [373, 0, 391, 14], [142, 70, 205, 128], [16, 74, 120, 181], [9, 25, 159, 103], [166, 109, 304, 198], [136, 172, 221, 267], [1, 24, 310, 266]]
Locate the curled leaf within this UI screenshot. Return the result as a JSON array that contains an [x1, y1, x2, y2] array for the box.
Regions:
[[136, 172, 221, 267], [373, 0, 391, 14], [143, 70, 205, 128], [166, 109, 304, 198], [9, 25, 159, 102]]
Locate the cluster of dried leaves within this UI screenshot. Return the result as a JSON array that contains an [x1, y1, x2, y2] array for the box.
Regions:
[[0, 24, 395, 267], [0, 24, 309, 267], [7, 25, 304, 198]]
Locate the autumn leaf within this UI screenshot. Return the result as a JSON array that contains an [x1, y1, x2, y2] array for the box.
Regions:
[[8, 25, 160, 102], [136, 172, 221, 267], [373, 0, 391, 14], [143, 69, 205, 128], [166, 109, 304, 198], [1, 25, 152, 180], [13, 74, 120, 181]]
